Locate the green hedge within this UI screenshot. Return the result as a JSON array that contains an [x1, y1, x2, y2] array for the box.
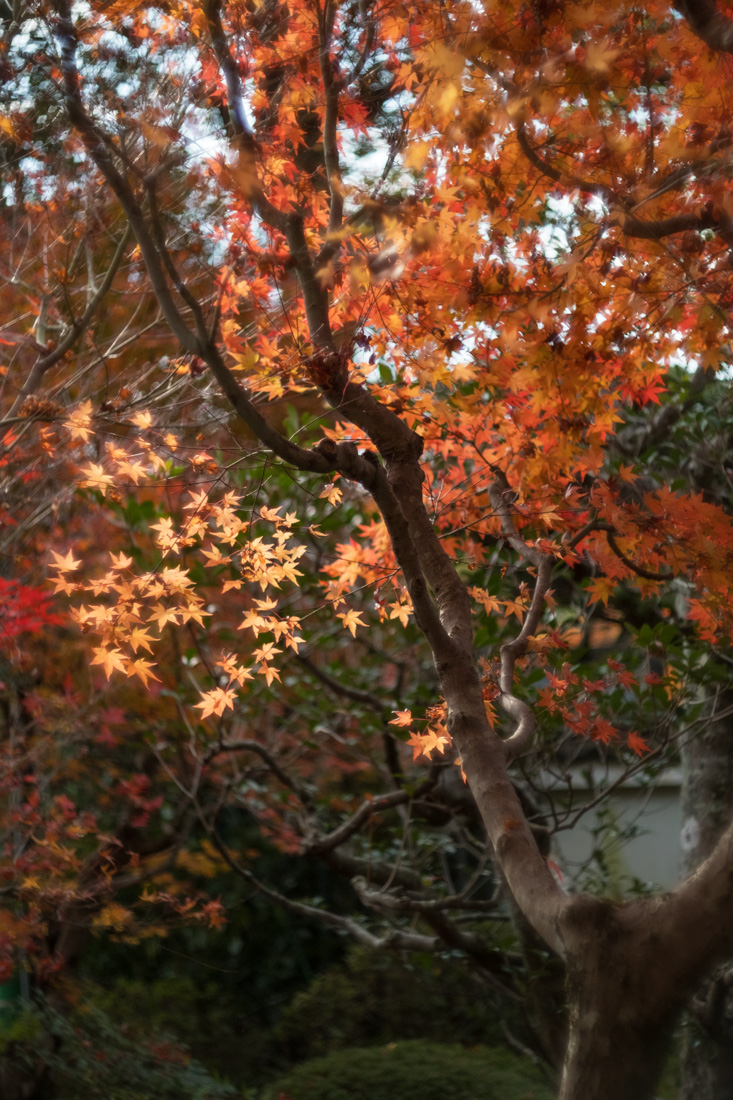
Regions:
[[267, 1039, 555, 1100]]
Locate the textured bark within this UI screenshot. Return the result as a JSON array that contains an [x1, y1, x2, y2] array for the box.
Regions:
[[558, 898, 698, 1100], [680, 694, 733, 1100]]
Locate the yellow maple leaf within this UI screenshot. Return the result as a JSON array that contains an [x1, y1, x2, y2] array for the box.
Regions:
[[130, 658, 161, 687], [65, 400, 94, 442], [109, 551, 133, 570], [79, 463, 115, 495], [90, 647, 129, 679], [422, 726, 450, 756], [253, 641, 281, 663], [320, 483, 343, 506], [195, 686, 237, 719], [50, 549, 82, 572], [338, 609, 366, 637], [128, 627, 155, 653], [201, 544, 231, 566], [406, 730, 429, 761], [584, 39, 619, 74], [149, 604, 181, 629], [259, 663, 281, 687], [388, 600, 411, 628]]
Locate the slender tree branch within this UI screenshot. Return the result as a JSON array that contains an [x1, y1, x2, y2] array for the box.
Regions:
[[318, 0, 344, 238], [351, 879, 500, 914], [205, 738, 313, 806], [488, 470, 553, 758], [53, 2, 200, 354], [515, 121, 610, 198], [604, 529, 673, 582], [8, 225, 131, 416], [296, 651, 387, 711], [341, 0, 377, 86], [204, 821, 439, 951], [354, 877, 519, 998], [202, 0, 256, 140], [305, 787, 429, 855], [567, 519, 674, 581], [202, 0, 294, 238], [146, 183, 210, 342]]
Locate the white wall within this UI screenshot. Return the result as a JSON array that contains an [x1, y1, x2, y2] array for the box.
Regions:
[[540, 768, 683, 893]]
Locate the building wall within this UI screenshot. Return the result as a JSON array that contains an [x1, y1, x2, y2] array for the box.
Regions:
[[542, 769, 683, 892]]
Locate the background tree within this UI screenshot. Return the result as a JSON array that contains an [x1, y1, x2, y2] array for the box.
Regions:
[[2, 0, 733, 1097]]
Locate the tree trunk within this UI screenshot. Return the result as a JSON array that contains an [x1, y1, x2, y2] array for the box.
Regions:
[[553, 891, 731, 1100], [559, 942, 675, 1098], [679, 693, 733, 1100]]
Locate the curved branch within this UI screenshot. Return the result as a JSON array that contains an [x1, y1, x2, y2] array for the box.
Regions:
[[305, 789, 414, 855], [488, 471, 554, 759], [604, 529, 674, 582], [566, 519, 674, 582], [205, 738, 313, 806], [515, 121, 610, 198]]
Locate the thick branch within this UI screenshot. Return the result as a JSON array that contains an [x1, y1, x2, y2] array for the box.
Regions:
[[649, 816, 733, 993], [622, 210, 717, 239], [195, 348, 378, 478], [675, 0, 733, 52]]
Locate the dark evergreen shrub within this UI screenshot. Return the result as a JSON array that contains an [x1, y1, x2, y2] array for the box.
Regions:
[[268, 1039, 554, 1100]]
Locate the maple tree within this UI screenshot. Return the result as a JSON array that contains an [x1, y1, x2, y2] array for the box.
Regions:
[[3, 0, 733, 1095]]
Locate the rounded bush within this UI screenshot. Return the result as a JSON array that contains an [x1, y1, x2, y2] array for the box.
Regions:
[[269, 1039, 555, 1100]]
